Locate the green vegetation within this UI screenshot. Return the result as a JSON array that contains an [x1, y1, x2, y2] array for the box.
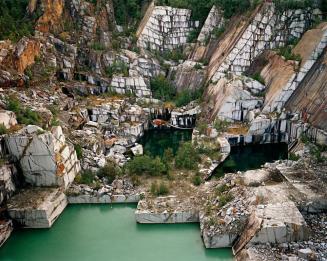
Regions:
[[150, 181, 169, 196], [187, 28, 200, 43], [276, 45, 301, 61], [0, 124, 7, 135], [211, 26, 226, 39], [174, 88, 204, 107], [97, 162, 122, 183], [0, 0, 37, 42], [74, 144, 83, 160], [192, 173, 202, 186], [105, 61, 129, 78], [219, 193, 234, 207], [90, 42, 106, 51], [125, 155, 168, 176], [249, 72, 265, 85], [175, 142, 200, 170], [274, 0, 319, 12], [75, 170, 96, 185], [113, 0, 145, 26], [150, 75, 176, 101], [6, 96, 41, 125], [289, 152, 300, 161], [213, 119, 230, 134]]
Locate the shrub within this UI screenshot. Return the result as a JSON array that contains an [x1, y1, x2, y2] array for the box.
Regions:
[[0, 0, 36, 42], [125, 155, 168, 176], [289, 152, 300, 161], [214, 119, 230, 134], [250, 72, 265, 85], [6, 96, 40, 125], [150, 181, 169, 196], [212, 26, 225, 39], [97, 162, 122, 183], [276, 45, 301, 61], [175, 142, 200, 170], [192, 174, 202, 186], [162, 148, 174, 164], [74, 144, 83, 160], [187, 28, 200, 43], [75, 170, 95, 185], [218, 193, 234, 207], [150, 75, 176, 101], [0, 124, 7, 135], [105, 61, 129, 78]]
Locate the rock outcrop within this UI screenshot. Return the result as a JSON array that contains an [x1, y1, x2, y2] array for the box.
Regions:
[[137, 5, 197, 51], [5, 126, 80, 188], [0, 165, 17, 205], [7, 188, 67, 228]]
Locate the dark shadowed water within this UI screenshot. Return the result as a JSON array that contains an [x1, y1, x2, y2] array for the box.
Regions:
[[140, 129, 193, 157], [214, 143, 288, 177], [0, 204, 233, 261]]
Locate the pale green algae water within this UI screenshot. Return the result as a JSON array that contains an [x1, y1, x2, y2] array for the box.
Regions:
[[0, 204, 233, 261]]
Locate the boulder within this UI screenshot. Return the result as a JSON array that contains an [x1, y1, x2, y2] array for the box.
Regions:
[[5, 126, 80, 188]]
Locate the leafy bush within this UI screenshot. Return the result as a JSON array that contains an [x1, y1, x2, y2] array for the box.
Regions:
[[174, 88, 204, 107], [0, 124, 7, 135], [75, 170, 95, 185], [192, 173, 202, 186], [187, 28, 200, 43], [212, 26, 225, 39], [213, 119, 230, 134], [274, 0, 317, 12], [150, 75, 176, 101], [175, 142, 200, 170], [150, 181, 169, 196], [105, 61, 129, 78], [276, 46, 301, 61], [0, 0, 36, 42], [289, 152, 300, 161], [97, 162, 122, 183], [218, 193, 234, 207], [125, 155, 168, 176], [74, 144, 83, 160], [162, 148, 174, 164], [6, 96, 41, 125], [249, 72, 265, 85]]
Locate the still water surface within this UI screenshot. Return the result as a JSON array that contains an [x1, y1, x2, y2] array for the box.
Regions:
[[0, 204, 233, 261]]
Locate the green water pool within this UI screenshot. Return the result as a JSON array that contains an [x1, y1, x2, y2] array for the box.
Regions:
[[214, 143, 288, 177], [140, 129, 193, 157], [0, 204, 233, 261]]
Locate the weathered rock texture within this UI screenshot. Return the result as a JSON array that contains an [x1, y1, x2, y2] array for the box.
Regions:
[[209, 3, 321, 82], [0, 220, 12, 247], [137, 5, 196, 51], [263, 23, 327, 113], [7, 188, 67, 228], [5, 126, 80, 188], [204, 74, 264, 121], [197, 5, 224, 43], [0, 165, 17, 205]]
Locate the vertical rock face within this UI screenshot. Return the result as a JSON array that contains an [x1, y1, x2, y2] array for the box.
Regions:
[[263, 23, 327, 113], [13, 37, 41, 74], [137, 6, 196, 51], [197, 5, 224, 43], [170, 61, 206, 92], [209, 3, 321, 82], [204, 75, 264, 122], [0, 220, 13, 247], [0, 165, 17, 205], [7, 188, 68, 228], [285, 46, 327, 131], [35, 0, 64, 33], [111, 76, 151, 97], [5, 126, 80, 189], [0, 111, 17, 129]]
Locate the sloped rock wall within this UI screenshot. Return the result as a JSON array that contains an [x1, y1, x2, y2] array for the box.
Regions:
[[210, 3, 321, 82], [137, 6, 196, 51]]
